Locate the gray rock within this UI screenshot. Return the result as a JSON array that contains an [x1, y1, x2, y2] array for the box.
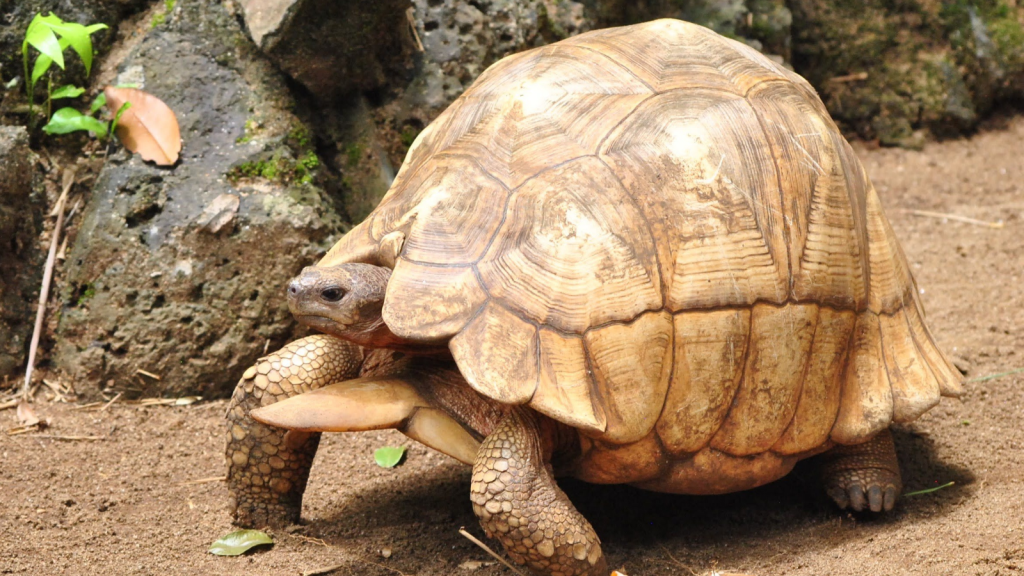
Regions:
[[404, 0, 592, 114], [237, 0, 415, 101], [0, 126, 42, 379], [53, 0, 345, 399]]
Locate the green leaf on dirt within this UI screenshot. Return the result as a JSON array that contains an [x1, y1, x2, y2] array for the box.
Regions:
[[50, 84, 84, 99], [374, 446, 406, 468], [209, 529, 274, 556], [43, 107, 108, 136], [904, 481, 955, 497], [89, 92, 106, 114]]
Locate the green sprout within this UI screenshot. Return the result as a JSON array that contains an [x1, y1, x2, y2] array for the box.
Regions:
[[21, 12, 107, 126]]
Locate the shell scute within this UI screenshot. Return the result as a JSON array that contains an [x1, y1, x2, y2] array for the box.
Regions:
[[599, 90, 789, 310], [710, 303, 818, 456], [476, 156, 662, 334]]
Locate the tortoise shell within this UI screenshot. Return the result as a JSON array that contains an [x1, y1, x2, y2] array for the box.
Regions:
[[320, 19, 960, 485]]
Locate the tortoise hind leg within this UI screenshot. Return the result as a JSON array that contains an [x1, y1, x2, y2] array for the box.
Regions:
[[820, 428, 902, 513], [470, 409, 606, 576], [226, 335, 363, 527]]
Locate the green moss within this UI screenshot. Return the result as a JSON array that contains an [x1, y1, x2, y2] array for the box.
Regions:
[[537, 3, 569, 42], [294, 151, 320, 185], [150, 0, 176, 27], [76, 284, 96, 307], [288, 125, 312, 149], [399, 125, 419, 147], [344, 143, 363, 167], [235, 118, 260, 144], [229, 150, 319, 185]]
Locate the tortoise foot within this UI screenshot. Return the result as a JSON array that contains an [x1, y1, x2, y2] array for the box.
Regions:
[[230, 492, 301, 529], [821, 428, 902, 513]]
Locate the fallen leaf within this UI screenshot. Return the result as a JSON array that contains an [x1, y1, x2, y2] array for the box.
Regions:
[[104, 86, 181, 165], [209, 529, 273, 556], [196, 193, 240, 233], [16, 401, 39, 427], [374, 446, 406, 468]]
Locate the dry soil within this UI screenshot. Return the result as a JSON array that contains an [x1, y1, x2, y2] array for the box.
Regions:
[[2, 117, 1024, 576]]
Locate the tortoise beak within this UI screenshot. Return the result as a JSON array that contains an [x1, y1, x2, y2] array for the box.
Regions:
[[287, 266, 328, 314]]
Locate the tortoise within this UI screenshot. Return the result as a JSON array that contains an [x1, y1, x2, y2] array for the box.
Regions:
[[225, 18, 961, 576]]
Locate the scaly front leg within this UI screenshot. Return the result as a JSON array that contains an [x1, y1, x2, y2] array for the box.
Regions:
[[471, 409, 606, 576], [225, 335, 363, 527]]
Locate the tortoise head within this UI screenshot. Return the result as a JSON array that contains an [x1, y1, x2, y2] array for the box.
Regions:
[[287, 263, 396, 347]]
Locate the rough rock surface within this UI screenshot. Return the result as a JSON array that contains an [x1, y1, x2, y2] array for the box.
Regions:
[[237, 0, 416, 102], [791, 0, 1024, 145], [0, 126, 42, 379], [593, 0, 792, 58], [52, 0, 345, 399]]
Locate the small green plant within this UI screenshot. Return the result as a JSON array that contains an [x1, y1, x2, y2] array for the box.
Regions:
[[21, 13, 107, 126], [150, 0, 177, 28]]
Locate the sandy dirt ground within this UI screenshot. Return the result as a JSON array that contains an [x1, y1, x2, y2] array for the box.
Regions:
[[3, 116, 1024, 576]]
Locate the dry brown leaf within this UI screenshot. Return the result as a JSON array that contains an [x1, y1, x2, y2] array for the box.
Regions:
[[16, 401, 39, 427], [104, 86, 181, 166]]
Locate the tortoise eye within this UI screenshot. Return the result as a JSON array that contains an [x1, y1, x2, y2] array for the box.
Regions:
[[320, 287, 345, 302]]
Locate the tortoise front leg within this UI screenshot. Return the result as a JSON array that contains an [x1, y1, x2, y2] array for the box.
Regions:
[[226, 335, 363, 527], [471, 409, 606, 576]]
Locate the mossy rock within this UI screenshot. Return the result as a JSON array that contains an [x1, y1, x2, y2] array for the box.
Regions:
[[790, 0, 1024, 143]]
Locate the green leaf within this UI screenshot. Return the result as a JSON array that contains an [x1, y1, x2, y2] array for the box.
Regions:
[[109, 101, 131, 136], [39, 15, 107, 76], [23, 14, 65, 70], [43, 107, 109, 136], [89, 92, 106, 114], [374, 446, 406, 468], [50, 84, 84, 99], [31, 54, 53, 85], [30, 37, 70, 85], [209, 529, 274, 556]]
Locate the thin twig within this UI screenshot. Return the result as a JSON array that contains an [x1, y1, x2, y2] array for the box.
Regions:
[[406, 7, 424, 52], [458, 527, 527, 576], [301, 564, 344, 576], [6, 425, 39, 436], [176, 475, 226, 486], [136, 369, 162, 380], [100, 392, 123, 411], [31, 434, 105, 441], [23, 167, 76, 399], [903, 209, 1005, 228], [294, 534, 330, 547], [828, 71, 868, 83]]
